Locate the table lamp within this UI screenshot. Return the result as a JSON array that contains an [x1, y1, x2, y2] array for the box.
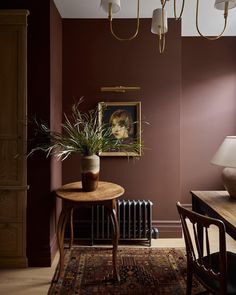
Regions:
[[211, 136, 236, 199]]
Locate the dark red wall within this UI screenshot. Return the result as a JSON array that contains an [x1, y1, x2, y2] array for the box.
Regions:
[[62, 20, 236, 237], [181, 37, 236, 201], [49, 0, 62, 262], [62, 19, 182, 237], [26, 1, 62, 266]]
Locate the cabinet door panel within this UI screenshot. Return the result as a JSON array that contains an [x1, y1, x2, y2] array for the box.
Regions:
[[0, 223, 23, 256], [0, 139, 19, 184], [0, 30, 18, 136], [0, 28, 26, 186], [0, 10, 28, 267], [0, 190, 25, 221]]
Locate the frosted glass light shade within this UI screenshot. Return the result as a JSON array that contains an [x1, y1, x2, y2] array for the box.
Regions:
[[100, 0, 121, 14], [211, 136, 236, 168], [214, 0, 236, 10], [151, 8, 168, 35]]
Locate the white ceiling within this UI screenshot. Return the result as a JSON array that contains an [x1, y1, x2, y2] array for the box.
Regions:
[[53, 0, 236, 36]]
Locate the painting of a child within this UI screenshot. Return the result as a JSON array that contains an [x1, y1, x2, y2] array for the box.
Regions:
[[109, 109, 134, 143], [98, 101, 141, 156]]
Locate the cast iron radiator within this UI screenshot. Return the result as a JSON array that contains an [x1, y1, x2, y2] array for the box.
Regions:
[[92, 199, 153, 246]]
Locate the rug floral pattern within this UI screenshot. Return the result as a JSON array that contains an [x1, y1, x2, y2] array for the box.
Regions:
[[48, 247, 205, 295]]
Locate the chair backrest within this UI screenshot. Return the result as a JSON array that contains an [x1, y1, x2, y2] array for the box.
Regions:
[[176, 202, 227, 294]]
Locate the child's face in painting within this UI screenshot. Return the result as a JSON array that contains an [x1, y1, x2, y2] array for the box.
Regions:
[[111, 118, 129, 139]]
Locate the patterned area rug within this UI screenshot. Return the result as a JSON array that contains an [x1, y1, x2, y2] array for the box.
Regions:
[[48, 247, 205, 295]]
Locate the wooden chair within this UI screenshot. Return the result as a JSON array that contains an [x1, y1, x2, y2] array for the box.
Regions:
[[176, 202, 236, 295]]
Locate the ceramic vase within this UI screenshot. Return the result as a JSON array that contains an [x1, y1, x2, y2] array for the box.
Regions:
[[222, 167, 236, 199], [81, 154, 100, 192]]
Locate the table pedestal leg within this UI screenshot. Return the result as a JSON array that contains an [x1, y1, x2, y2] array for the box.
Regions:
[[55, 206, 71, 281], [69, 209, 74, 249], [109, 199, 120, 282]]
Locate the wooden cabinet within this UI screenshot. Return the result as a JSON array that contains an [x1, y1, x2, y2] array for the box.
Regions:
[[0, 10, 29, 267]]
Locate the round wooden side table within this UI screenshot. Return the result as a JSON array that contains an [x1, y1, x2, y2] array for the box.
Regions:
[[55, 181, 125, 282]]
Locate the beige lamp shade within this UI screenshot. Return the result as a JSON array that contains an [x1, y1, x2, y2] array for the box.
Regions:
[[211, 136, 236, 199], [211, 136, 236, 168], [151, 8, 168, 35], [214, 0, 236, 10], [100, 0, 121, 14]]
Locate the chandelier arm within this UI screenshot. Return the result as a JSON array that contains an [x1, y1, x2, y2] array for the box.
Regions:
[[161, 0, 168, 9], [162, 6, 165, 35], [108, 1, 140, 41], [174, 0, 185, 20], [196, 0, 228, 40], [158, 34, 165, 54], [156, 7, 166, 54]]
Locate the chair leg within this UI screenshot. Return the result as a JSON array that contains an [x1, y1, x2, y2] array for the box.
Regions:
[[186, 262, 193, 295], [69, 208, 74, 249]]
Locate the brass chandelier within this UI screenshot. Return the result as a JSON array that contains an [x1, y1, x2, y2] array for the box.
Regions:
[[100, 0, 236, 53]]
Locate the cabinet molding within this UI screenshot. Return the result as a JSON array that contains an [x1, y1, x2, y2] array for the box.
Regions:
[[0, 10, 29, 267]]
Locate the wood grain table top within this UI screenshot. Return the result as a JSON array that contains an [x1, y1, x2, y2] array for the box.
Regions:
[[191, 190, 236, 234], [56, 181, 125, 202]]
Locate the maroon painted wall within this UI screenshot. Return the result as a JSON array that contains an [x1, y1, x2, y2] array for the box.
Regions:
[[62, 20, 236, 237], [181, 37, 236, 202], [62, 19, 182, 237], [50, 0, 62, 261]]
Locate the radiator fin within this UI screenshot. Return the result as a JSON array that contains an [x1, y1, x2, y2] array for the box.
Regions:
[[93, 199, 153, 245]]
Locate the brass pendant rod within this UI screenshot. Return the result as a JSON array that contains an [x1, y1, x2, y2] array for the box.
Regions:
[[196, 0, 228, 40], [161, 0, 167, 8], [161, 5, 165, 35], [158, 7, 166, 54], [108, 1, 140, 41], [158, 33, 165, 54], [174, 0, 185, 20]]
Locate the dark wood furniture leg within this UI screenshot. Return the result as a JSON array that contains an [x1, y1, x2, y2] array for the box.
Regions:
[[69, 208, 74, 249], [55, 205, 71, 281], [108, 199, 120, 282]]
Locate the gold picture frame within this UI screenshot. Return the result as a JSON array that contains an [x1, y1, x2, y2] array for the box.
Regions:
[[98, 101, 141, 156]]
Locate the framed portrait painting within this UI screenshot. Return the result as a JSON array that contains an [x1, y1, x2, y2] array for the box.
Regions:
[[98, 101, 141, 156]]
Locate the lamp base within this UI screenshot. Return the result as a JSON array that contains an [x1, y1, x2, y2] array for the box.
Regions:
[[222, 167, 236, 199]]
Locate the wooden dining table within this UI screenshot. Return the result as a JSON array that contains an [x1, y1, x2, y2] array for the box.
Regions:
[[191, 190, 236, 245]]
